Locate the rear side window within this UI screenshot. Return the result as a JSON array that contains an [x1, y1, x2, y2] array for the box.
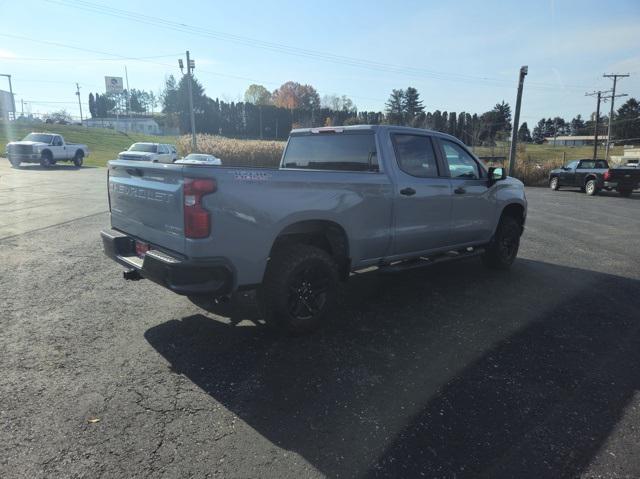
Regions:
[[578, 160, 595, 169], [392, 134, 439, 178], [283, 133, 378, 172]]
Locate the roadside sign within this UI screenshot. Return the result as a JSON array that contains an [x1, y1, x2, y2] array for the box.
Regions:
[[105, 76, 124, 93]]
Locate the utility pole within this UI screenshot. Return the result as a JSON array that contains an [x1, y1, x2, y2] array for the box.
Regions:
[[508, 65, 528, 176], [602, 73, 629, 159], [21, 98, 24, 117], [75, 82, 83, 123], [124, 66, 132, 121], [179, 51, 197, 152], [585, 90, 609, 161]]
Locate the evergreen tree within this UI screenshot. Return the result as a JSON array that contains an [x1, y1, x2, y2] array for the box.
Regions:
[[517, 122, 532, 142], [88, 93, 96, 118], [569, 114, 585, 136], [532, 118, 548, 144], [385, 89, 405, 125], [614, 98, 640, 141], [491, 101, 512, 140], [403, 87, 424, 125]]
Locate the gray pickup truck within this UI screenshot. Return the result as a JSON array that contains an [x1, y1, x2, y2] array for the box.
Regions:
[[101, 125, 527, 333]]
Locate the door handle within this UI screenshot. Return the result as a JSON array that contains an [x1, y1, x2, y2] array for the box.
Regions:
[[454, 186, 466, 194], [400, 187, 416, 196]]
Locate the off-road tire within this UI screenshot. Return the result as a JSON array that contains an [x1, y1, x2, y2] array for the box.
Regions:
[[549, 177, 559, 190], [482, 215, 521, 270], [260, 244, 339, 335]]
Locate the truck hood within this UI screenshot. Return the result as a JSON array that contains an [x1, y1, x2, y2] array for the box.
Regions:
[[7, 141, 48, 147]]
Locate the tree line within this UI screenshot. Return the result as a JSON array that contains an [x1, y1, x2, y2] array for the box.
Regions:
[[86, 78, 639, 145]]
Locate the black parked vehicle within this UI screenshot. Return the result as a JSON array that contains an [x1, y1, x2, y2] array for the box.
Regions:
[[549, 159, 640, 197]]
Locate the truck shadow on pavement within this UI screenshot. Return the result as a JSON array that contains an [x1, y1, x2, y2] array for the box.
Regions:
[[145, 259, 640, 478], [557, 188, 639, 200], [11, 164, 95, 171]]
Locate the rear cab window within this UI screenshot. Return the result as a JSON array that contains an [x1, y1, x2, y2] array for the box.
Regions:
[[282, 131, 378, 172], [391, 134, 439, 178]]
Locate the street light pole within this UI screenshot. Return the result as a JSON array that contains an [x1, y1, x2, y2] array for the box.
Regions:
[[508, 65, 528, 176]]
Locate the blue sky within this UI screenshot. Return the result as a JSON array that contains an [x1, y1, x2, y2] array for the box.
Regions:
[[1, 0, 638, 126]]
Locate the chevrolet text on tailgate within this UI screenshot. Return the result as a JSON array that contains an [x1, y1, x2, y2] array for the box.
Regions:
[[102, 125, 527, 334]]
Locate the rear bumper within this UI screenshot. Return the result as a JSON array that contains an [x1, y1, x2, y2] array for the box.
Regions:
[[605, 181, 638, 190], [101, 229, 234, 296]]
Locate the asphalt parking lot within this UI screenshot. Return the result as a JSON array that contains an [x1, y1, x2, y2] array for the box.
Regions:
[[1, 160, 639, 478]]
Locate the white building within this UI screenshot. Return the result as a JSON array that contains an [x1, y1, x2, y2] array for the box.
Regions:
[[543, 135, 608, 146], [83, 117, 162, 135], [610, 146, 640, 166]]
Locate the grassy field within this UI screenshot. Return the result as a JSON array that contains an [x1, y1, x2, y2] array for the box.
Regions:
[[2, 122, 627, 185], [471, 143, 625, 185], [0, 121, 175, 167], [176, 134, 285, 167]]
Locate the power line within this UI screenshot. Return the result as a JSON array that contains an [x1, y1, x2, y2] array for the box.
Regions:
[[42, 0, 590, 91], [0, 53, 183, 62]]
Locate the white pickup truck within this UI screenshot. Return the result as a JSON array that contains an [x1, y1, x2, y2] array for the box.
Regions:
[[6, 133, 89, 168]]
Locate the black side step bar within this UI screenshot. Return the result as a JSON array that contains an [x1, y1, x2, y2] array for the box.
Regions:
[[378, 248, 485, 274]]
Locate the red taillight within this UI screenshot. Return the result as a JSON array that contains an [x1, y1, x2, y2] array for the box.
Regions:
[[184, 178, 216, 238], [603, 170, 612, 181]]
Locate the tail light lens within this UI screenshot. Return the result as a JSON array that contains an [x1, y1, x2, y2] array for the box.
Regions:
[[184, 178, 216, 238], [603, 170, 612, 181]]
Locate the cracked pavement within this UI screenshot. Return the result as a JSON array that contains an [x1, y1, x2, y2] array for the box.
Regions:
[[1, 161, 640, 478]]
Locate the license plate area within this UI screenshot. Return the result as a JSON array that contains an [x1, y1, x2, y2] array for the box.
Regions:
[[135, 240, 151, 258]]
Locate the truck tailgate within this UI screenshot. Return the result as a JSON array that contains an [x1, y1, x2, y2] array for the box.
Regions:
[[609, 167, 640, 187], [108, 161, 185, 253]]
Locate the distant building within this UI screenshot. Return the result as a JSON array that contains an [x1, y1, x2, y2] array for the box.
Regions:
[[83, 117, 162, 135], [610, 145, 640, 166], [543, 135, 608, 146]]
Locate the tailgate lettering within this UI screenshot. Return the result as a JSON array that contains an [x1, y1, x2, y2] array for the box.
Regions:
[[111, 183, 172, 203]]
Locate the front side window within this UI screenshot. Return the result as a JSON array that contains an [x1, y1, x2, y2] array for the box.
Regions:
[[440, 140, 480, 179], [283, 133, 378, 172], [565, 161, 578, 169], [392, 134, 439, 178]]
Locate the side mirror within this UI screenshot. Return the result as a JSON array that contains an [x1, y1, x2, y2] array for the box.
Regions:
[[488, 166, 506, 185]]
